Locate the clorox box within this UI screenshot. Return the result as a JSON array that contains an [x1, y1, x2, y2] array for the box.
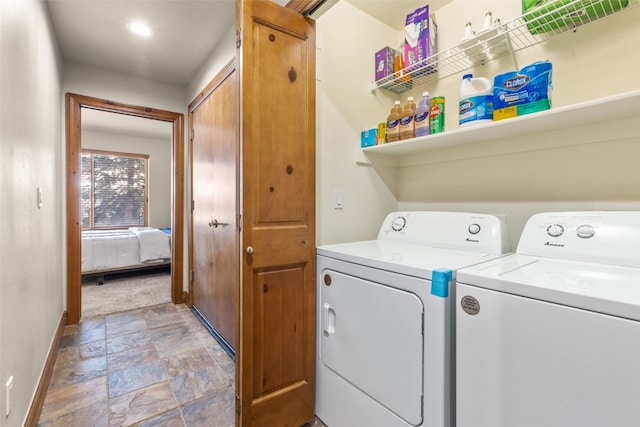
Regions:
[[493, 61, 552, 121]]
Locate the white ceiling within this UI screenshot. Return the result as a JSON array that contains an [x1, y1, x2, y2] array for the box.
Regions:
[[45, 0, 236, 87]]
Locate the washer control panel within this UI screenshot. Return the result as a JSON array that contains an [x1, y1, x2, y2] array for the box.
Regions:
[[517, 211, 640, 267]]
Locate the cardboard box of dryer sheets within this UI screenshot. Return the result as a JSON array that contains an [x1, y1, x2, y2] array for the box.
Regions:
[[404, 5, 437, 76], [374, 46, 398, 82]]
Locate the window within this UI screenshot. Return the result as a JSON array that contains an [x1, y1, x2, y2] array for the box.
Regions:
[[81, 149, 149, 228]]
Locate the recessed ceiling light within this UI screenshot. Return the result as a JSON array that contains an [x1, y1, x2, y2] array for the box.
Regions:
[[127, 21, 153, 37]]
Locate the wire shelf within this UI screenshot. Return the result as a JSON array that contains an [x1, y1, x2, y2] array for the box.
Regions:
[[372, 0, 636, 93]]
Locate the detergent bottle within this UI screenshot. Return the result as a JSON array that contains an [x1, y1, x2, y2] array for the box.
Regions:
[[414, 91, 431, 137], [459, 73, 493, 127], [386, 101, 402, 142], [399, 96, 416, 140]]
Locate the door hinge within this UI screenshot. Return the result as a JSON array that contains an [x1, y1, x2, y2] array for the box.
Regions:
[[190, 270, 194, 282], [237, 213, 242, 232], [189, 128, 194, 141], [235, 394, 241, 414], [236, 29, 241, 48], [191, 200, 195, 211]]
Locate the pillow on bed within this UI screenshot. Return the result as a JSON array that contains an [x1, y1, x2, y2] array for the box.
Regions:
[[130, 227, 171, 262]]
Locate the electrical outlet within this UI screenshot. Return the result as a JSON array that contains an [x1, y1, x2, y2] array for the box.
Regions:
[[5, 376, 13, 416]]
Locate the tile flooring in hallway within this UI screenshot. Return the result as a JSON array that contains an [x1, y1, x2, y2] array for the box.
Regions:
[[37, 302, 236, 426]]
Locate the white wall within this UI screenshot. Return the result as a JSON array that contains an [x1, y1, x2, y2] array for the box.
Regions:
[[0, 0, 63, 426], [63, 62, 187, 111], [82, 129, 172, 228], [186, 25, 236, 104], [316, 0, 640, 247], [316, 2, 400, 245]]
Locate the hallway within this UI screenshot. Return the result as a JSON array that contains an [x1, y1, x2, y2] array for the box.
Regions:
[[37, 303, 235, 426]]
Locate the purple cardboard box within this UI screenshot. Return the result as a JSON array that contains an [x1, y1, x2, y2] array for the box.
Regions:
[[404, 5, 437, 75], [374, 46, 397, 82]]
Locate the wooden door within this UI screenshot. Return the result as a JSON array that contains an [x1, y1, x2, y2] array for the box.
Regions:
[[236, 1, 316, 425], [190, 62, 239, 352]]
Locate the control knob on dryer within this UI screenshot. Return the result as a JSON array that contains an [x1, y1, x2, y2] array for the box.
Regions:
[[391, 216, 407, 232], [546, 224, 565, 237], [576, 224, 596, 239]]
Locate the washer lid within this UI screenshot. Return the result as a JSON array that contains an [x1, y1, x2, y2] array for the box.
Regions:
[[457, 254, 640, 321], [317, 240, 505, 279]]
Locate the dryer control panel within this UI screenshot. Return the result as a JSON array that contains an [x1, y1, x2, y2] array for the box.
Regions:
[[377, 211, 511, 255], [517, 211, 640, 268]]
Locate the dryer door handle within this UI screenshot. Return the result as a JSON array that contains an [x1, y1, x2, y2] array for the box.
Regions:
[[323, 303, 336, 336]]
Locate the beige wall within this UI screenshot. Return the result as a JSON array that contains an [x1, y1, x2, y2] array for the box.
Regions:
[[82, 129, 173, 229], [0, 0, 63, 426], [316, 0, 640, 247]]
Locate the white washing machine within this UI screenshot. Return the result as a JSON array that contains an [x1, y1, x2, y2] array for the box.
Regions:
[[315, 211, 511, 427], [456, 211, 640, 427]]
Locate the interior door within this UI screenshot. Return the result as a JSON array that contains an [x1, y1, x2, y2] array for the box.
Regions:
[[236, 1, 316, 425], [190, 62, 239, 352]]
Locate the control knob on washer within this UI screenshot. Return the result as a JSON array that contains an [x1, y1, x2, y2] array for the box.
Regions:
[[468, 223, 481, 235]]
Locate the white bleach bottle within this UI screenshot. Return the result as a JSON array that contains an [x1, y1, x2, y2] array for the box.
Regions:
[[459, 73, 493, 127]]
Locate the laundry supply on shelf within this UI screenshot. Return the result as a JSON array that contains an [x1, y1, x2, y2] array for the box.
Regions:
[[522, 0, 629, 35], [404, 5, 437, 76], [393, 45, 411, 83], [386, 100, 402, 142], [399, 96, 417, 140], [459, 74, 493, 127], [430, 96, 445, 134], [377, 122, 387, 145], [414, 91, 431, 137], [493, 60, 552, 121], [374, 46, 398, 82], [361, 128, 377, 147]]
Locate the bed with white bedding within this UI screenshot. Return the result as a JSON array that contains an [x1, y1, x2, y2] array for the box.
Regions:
[[81, 227, 171, 277]]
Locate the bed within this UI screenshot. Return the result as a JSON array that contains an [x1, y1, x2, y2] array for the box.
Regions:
[[81, 227, 171, 283]]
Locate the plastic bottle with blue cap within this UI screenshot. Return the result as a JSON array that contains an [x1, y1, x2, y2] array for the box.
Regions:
[[459, 73, 493, 127]]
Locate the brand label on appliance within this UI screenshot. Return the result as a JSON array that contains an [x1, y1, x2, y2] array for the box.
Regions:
[[461, 295, 480, 315]]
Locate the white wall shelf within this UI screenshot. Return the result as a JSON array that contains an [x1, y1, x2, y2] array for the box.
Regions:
[[372, 0, 636, 93], [360, 90, 640, 164]]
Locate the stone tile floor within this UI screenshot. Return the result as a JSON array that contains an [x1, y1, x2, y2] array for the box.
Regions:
[[37, 303, 236, 426], [37, 302, 328, 427]]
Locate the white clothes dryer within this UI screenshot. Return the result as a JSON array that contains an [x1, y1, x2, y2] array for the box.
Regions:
[[315, 211, 511, 427], [456, 211, 640, 427]]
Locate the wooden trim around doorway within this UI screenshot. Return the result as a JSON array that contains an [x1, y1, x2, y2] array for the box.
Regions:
[[65, 93, 185, 324]]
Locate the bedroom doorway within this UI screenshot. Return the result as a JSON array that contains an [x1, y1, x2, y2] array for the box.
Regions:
[[65, 93, 185, 324]]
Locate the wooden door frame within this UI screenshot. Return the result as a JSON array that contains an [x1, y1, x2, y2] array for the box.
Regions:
[[65, 93, 185, 324]]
